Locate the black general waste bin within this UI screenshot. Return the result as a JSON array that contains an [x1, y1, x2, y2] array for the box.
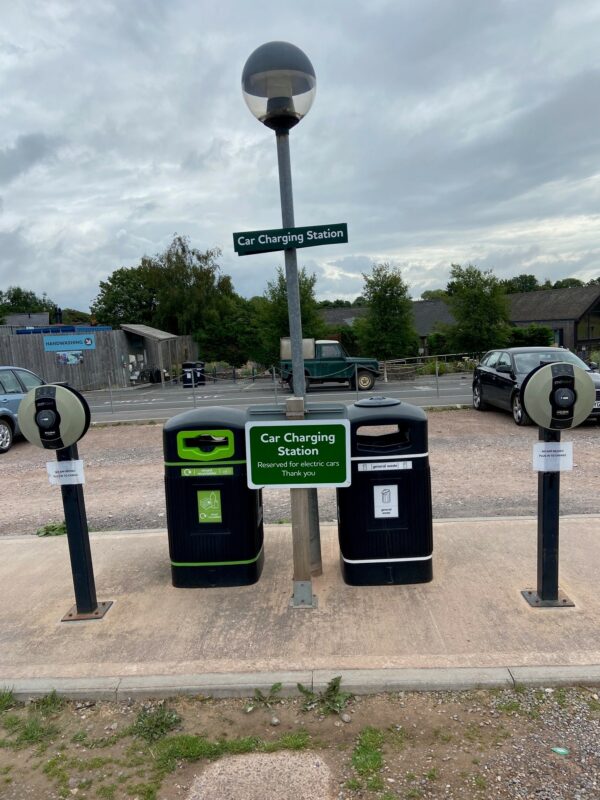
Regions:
[[336, 397, 433, 585], [163, 407, 264, 587], [182, 361, 206, 387], [194, 361, 206, 386], [182, 361, 196, 388]]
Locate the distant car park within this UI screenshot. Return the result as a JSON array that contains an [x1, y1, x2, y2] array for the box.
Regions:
[[472, 347, 600, 425], [0, 366, 45, 452]]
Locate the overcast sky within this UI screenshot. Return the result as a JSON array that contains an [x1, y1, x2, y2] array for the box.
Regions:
[[2, 0, 600, 312]]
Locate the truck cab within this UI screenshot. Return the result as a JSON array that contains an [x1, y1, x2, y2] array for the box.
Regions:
[[280, 338, 380, 391]]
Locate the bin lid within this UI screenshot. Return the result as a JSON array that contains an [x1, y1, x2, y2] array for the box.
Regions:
[[354, 396, 401, 407]]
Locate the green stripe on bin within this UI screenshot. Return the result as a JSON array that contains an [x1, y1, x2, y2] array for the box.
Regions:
[[171, 546, 264, 568], [164, 460, 246, 467]]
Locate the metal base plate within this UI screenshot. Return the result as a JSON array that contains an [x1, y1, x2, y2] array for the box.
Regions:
[[62, 601, 113, 622], [290, 581, 318, 609], [521, 589, 574, 608]]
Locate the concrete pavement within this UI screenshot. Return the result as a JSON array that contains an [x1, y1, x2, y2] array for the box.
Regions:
[[2, 517, 600, 700]]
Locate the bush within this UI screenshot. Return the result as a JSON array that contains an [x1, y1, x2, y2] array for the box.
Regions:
[[507, 324, 553, 347]]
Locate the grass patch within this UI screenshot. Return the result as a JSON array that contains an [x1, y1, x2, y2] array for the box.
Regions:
[[351, 726, 384, 777], [496, 699, 522, 714], [31, 690, 65, 717], [432, 726, 453, 743], [125, 781, 159, 800], [154, 729, 311, 773], [0, 711, 59, 749], [16, 715, 59, 748], [474, 773, 487, 789], [130, 703, 181, 743], [36, 521, 67, 536], [42, 754, 69, 795], [0, 689, 16, 713], [554, 688, 568, 708], [366, 774, 384, 790]]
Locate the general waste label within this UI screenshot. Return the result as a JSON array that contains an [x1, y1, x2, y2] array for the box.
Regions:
[[233, 223, 348, 255], [245, 420, 350, 489]]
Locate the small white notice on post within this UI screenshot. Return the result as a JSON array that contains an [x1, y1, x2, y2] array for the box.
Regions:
[[47, 460, 85, 485], [533, 442, 573, 472]]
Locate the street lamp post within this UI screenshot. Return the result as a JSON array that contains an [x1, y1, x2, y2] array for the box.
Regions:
[[242, 42, 321, 606]]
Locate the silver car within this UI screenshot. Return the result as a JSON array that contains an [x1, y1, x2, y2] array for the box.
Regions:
[[0, 366, 45, 453]]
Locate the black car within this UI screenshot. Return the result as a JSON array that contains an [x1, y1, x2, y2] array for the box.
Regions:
[[472, 347, 600, 425]]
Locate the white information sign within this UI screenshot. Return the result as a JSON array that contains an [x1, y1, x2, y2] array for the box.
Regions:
[[533, 442, 573, 472], [358, 460, 412, 472], [47, 460, 85, 485], [374, 484, 399, 518]]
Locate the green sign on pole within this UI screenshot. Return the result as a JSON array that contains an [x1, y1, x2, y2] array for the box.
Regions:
[[245, 420, 351, 489], [233, 223, 348, 256]]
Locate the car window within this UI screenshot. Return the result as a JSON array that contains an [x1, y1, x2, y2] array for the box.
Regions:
[[496, 353, 512, 369], [14, 369, 44, 391], [320, 344, 342, 358], [0, 370, 22, 394], [513, 351, 589, 373], [482, 351, 500, 367]]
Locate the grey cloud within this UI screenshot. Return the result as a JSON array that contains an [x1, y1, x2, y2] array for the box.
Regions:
[[0, 134, 63, 185]]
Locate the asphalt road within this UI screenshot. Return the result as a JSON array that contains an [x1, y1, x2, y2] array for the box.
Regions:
[[83, 373, 473, 423]]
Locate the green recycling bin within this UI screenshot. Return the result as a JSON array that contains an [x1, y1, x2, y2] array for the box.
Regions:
[[336, 397, 433, 585], [163, 407, 264, 587]]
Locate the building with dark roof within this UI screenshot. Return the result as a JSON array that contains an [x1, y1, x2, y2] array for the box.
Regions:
[[508, 285, 600, 352], [321, 285, 600, 355]]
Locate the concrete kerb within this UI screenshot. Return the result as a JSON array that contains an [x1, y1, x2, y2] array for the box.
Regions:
[[6, 666, 600, 703]]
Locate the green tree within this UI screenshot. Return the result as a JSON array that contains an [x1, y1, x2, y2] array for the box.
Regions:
[[91, 235, 251, 366], [444, 264, 510, 351], [195, 283, 253, 368], [90, 264, 160, 327], [317, 299, 353, 308], [62, 308, 92, 325], [552, 278, 585, 289], [0, 286, 55, 323], [500, 274, 540, 293], [250, 267, 327, 367], [91, 236, 224, 334], [420, 289, 448, 301], [356, 263, 419, 360]]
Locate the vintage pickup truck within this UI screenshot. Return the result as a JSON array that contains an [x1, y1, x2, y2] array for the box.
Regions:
[[280, 338, 380, 391]]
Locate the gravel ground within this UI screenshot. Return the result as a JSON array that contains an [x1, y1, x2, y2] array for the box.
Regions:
[[2, 409, 600, 799], [1, 686, 599, 799], [1, 408, 599, 536]]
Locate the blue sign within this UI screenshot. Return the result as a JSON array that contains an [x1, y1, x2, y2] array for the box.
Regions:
[[44, 334, 96, 352]]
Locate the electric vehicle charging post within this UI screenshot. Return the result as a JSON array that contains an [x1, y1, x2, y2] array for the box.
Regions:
[[18, 384, 113, 621], [520, 362, 595, 608]]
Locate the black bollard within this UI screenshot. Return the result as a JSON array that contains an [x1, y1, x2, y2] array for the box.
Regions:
[[522, 427, 573, 608], [57, 444, 112, 621]]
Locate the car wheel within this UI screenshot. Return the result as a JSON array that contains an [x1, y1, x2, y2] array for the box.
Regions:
[[356, 370, 375, 391], [512, 393, 532, 426], [0, 419, 14, 454], [472, 382, 488, 411]]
